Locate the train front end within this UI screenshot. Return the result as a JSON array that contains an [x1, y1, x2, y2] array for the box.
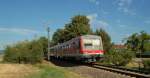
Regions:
[[80, 35, 104, 62]]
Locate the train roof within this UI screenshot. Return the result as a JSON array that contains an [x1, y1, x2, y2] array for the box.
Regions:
[[81, 35, 101, 39]]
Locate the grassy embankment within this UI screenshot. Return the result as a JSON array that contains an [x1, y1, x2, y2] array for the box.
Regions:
[[0, 58, 84, 78], [0, 54, 3, 63], [27, 61, 84, 78]]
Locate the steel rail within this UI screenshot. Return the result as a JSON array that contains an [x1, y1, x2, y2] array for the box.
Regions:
[[90, 64, 150, 78]]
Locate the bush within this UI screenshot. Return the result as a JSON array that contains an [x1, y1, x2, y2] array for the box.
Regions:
[[3, 39, 44, 64], [104, 48, 135, 66], [143, 60, 150, 71]]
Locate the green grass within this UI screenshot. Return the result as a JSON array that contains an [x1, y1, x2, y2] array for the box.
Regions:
[[26, 63, 83, 78]]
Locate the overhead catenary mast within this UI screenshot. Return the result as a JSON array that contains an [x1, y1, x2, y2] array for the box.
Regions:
[[44, 21, 51, 61], [47, 26, 50, 60]]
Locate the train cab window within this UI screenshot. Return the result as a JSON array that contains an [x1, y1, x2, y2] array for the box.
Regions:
[[83, 38, 101, 50], [84, 43, 93, 49]]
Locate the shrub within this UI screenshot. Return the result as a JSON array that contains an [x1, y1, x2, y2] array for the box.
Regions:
[[104, 48, 135, 66], [3, 39, 44, 64], [143, 60, 150, 71]]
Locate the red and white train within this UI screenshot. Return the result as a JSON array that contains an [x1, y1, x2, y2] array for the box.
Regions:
[[48, 35, 104, 62]]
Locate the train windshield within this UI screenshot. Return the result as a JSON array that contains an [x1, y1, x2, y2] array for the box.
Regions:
[[83, 38, 103, 50]]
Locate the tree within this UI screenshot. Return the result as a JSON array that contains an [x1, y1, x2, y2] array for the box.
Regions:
[[94, 28, 111, 52], [28, 40, 43, 64], [69, 15, 92, 35], [144, 41, 150, 51], [125, 33, 140, 51], [52, 15, 92, 44], [52, 29, 66, 45], [37, 37, 48, 58], [139, 31, 150, 52], [125, 31, 150, 53], [3, 46, 17, 63]]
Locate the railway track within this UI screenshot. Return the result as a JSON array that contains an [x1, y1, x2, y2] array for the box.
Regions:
[[89, 63, 150, 78], [50, 59, 150, 78]]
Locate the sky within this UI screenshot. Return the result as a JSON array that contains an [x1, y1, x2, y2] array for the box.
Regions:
[[0, 0, 150, 50]]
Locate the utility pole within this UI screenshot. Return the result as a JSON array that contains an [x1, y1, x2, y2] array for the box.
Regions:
[[47, 27, 50, 61]]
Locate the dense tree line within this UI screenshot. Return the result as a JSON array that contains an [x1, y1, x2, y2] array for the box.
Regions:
[[3, 37, 48, 64]]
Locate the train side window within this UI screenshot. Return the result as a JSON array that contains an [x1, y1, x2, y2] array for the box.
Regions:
[[77, 40, 80, 49], [71, 42, 74, 49], [65, 45, 67, 49], [62, 46, 64, 49], [66, 44, 69, 49], [72, 42, 75, 46], [60, 46, 62, 50]]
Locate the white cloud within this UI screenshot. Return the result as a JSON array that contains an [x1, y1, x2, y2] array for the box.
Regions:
[[88, 0, 100, 5], [0, 27, 39, 35], [98, 20, 109, 27], [116, 0, 136, 15], [87, 13, 98, 22], [87, 13, 109, 29]]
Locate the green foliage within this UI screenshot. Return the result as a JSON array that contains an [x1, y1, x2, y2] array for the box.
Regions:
[[69, 15, 92, 35], [27, 64, 84, 78], [38, 37, 48, 58], [125, 31, 150, 53], [94, 28, 111, 52], [52, 29, 66, 45], [143, 60, 150, 72], [144, 41, 150, 51], [27, 64, 66, 78], [3, 37, 48, 64], [52, 15, 92, 45], [125, 33, 139, 51], [104, 48, 135, 66], [139, 31, 150, 52]]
